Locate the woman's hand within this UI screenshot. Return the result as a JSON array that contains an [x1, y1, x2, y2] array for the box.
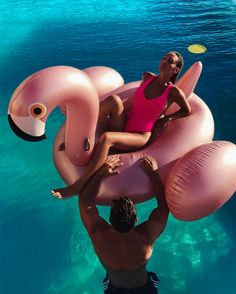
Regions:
[[97, 156, 123, 177], [140, 155, 158, 176]]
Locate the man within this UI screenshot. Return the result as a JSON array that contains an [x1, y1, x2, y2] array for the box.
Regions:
[[79, 155, 169, 293]]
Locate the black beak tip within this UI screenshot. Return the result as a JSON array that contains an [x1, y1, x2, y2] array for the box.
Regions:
[[8, 114, 46, 142]]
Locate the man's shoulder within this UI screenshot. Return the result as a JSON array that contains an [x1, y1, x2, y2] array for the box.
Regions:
[[134, 223, 149, 236], [91, 227, 119, 251], [134, 222, 158, 245], [131, 226, 152, 246], [92, 224, 112, 241]]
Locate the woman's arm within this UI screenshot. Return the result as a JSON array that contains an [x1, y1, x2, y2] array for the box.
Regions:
[[164, 86, 191, 121], [150, 86, 191, 137]]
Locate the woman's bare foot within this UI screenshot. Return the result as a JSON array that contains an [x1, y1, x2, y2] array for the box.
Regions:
[[51, 187, 75, 199], [51, 178, 87, 199], [58, 142, 65, 151]]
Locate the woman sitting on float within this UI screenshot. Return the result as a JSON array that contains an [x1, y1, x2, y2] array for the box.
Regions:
[[51, 51, 191, 199]]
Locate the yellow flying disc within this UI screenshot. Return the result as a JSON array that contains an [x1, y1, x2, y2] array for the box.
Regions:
[[188, 44, 207, 54]]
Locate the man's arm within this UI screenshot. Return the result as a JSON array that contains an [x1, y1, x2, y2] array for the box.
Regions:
[[79, 173, 108, 238], [137, 156, 169, 244], [79, 157, 122, 237]]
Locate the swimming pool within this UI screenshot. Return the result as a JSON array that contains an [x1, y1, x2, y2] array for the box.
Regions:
[[0, 1, 235, 293]]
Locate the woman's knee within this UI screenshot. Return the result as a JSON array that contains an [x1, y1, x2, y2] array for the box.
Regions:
[[108, 94, 122, 103], [99, 132, 112, 145], [108, 95, 124, 112]]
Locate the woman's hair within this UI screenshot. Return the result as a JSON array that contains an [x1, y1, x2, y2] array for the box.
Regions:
[[170, 51, 184, 84], [109, 196, 137, 233]]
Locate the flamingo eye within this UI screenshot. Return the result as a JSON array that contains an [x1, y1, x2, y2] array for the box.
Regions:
[[29, 103, 47, 118]]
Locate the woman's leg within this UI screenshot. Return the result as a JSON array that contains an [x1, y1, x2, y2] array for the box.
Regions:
[[51, 131, 151, 199], [98, 94, 126, 131], [58, 95, 126, 151]]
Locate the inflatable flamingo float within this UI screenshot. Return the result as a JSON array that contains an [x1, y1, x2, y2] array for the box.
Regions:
[[8, 62, 236, 221]]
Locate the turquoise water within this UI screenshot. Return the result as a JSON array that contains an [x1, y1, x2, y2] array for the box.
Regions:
[[0, 0, 236, 293]]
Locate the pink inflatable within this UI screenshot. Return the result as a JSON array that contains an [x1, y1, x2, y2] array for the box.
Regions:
[[8, 62, 236, 221], [166, 141, 236, 221]]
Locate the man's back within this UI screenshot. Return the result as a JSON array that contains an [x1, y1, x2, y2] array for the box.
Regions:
[[92, 226, 153, 288], [93, 226, 153, 269]]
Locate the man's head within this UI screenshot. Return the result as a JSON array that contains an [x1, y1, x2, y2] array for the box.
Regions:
[[109, 196, 137, 233]]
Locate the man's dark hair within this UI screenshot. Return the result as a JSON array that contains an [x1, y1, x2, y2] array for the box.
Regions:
[[109, 196, 137, 233]]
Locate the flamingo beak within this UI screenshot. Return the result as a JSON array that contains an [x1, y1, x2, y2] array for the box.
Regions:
[[8, 114, 46, 142]]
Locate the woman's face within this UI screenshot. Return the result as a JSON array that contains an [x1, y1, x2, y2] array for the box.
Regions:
[[159, 52, 180, 75]]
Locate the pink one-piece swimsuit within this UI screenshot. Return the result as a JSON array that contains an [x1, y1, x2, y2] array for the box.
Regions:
[[124, 75, 174, 132]]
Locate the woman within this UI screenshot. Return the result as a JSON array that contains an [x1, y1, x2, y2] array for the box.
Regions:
[[51, 51, 191, 199]]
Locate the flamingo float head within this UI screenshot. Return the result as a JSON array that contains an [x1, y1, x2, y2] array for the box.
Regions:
[[8, 71, 49, 142], [8, 65, 100, 165]]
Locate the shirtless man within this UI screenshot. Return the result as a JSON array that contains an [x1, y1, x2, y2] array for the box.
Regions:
[[79, 155, 169, 293]]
